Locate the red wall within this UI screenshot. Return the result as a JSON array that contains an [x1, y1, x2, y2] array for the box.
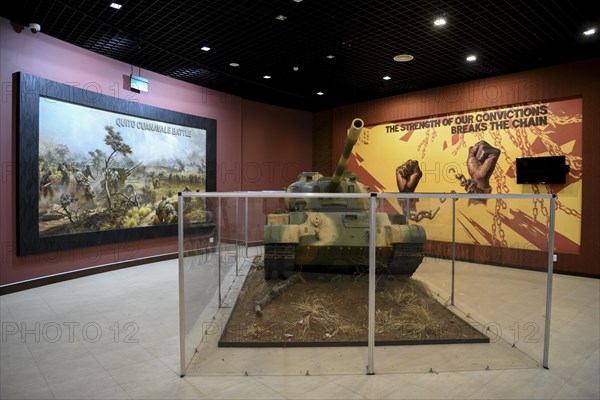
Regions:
[[322, 59, 600, 276], [239, 100, 312, 241], [240, 100, 312, 192], [0, 18, 311, 286], [216, 100, 313, 243]]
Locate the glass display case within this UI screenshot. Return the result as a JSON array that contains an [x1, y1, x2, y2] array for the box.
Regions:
[[178, 192, 555, 377]]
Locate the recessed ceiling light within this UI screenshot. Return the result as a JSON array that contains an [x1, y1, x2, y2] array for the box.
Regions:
[[317, 91, 324, 95], [383, 76, 391, 80], [326, 55, 335, 59], [466, 55, 477, 62], [583, 28, 596, 36], [263, 75, 272, 79], [293, 66, 299, 71], [275, 15, 287, 21], [393, 54, 414, 62], [200, 46, 211, 51], [434, 16, 447, 26], [229, 62, 240, 67], [110, 3, 122, 10]]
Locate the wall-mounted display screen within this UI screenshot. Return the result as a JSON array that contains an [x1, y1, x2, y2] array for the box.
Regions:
[[516, 156, 568, 184], [130, 74, 148, 92]]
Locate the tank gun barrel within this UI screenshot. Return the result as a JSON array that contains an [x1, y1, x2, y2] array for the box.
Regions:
[[125, 162, 143, 177], [330, 118, 364, 188]]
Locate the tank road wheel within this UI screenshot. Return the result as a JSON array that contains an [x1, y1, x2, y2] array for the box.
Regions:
[[264, 244, 296, 280], [387, 243, 425, 277]]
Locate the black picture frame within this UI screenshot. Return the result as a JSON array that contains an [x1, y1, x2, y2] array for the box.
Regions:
[[15, 72, 217, 256]]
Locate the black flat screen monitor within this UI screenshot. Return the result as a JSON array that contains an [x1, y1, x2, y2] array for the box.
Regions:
[[516, 156, 568, 184], [130, 74, 148, 92]]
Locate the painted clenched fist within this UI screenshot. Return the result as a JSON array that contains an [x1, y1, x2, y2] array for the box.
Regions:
[[396, 159, 422, 193], [466, 141, 500, 192]]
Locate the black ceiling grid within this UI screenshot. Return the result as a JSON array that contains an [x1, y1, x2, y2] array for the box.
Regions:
[[2, 0, 598, 111]]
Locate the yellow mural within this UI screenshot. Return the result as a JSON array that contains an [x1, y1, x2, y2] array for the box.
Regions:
[[348, 99, 582, 253]]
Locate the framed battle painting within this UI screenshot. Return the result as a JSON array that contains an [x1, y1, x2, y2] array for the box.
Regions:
[[15, 72, 216, 256]]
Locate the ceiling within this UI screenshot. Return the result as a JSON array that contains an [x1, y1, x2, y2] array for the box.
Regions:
[[3, 0, 599, 111]]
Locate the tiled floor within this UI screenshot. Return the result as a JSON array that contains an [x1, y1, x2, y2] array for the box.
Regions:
[[1, 255, 598, 399]]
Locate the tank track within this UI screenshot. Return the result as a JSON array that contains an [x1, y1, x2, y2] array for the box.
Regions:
[[386, 242, 425, 276], [264, 244, 296, 280]]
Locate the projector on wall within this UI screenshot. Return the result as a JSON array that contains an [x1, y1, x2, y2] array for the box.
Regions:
[[130, 74, 148, 92]]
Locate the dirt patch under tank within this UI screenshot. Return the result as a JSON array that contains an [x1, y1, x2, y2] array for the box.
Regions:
[[219, 257, 489, 347]]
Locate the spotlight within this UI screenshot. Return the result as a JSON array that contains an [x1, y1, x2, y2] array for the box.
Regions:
[[583, 28, 596, 36], [434, 16, 447, 26]]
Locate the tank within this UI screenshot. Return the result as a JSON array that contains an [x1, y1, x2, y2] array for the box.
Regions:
[[263, 118, 426, 279]]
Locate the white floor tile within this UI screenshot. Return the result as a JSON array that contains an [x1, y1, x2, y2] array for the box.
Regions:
[[293, 380, 366, 399], [485, 368, 568, 399], [330, 374, 412, 399], [0, 385, 55, 400], [92, 344, 156, 371], [48, 374, 129, 399], [0, 363, 50, 397], [467, 381, 526, 399], [383, 382, 449, 399], [184, 375, 254, 396], [38, 354, 113, 386], [1, 258, 598, 400], [205, 378, 285, 399], [108, 357, 180, 387], [253, 375, 332, 398], [409, 370, 495, 399], [564, 348, 600, 398], [26, 338, 90, 364], [122, 376, 206, 399], [552, 382, 598, 400]]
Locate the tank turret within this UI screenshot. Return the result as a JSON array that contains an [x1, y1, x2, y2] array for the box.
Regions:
[[285, 118, 369, 211], [263, 118, 426, 280]]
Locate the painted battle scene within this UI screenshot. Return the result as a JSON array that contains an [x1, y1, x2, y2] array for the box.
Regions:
[[38, 98, 209, 236]]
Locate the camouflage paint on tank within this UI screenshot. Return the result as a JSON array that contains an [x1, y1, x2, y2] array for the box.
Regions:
[[263, 118, 427, 279]]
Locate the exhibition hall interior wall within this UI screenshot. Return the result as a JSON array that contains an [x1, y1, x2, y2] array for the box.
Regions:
[[1, 16, 597, 287], [0, 17, 312, 286], [318, 58, 600, 277]]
